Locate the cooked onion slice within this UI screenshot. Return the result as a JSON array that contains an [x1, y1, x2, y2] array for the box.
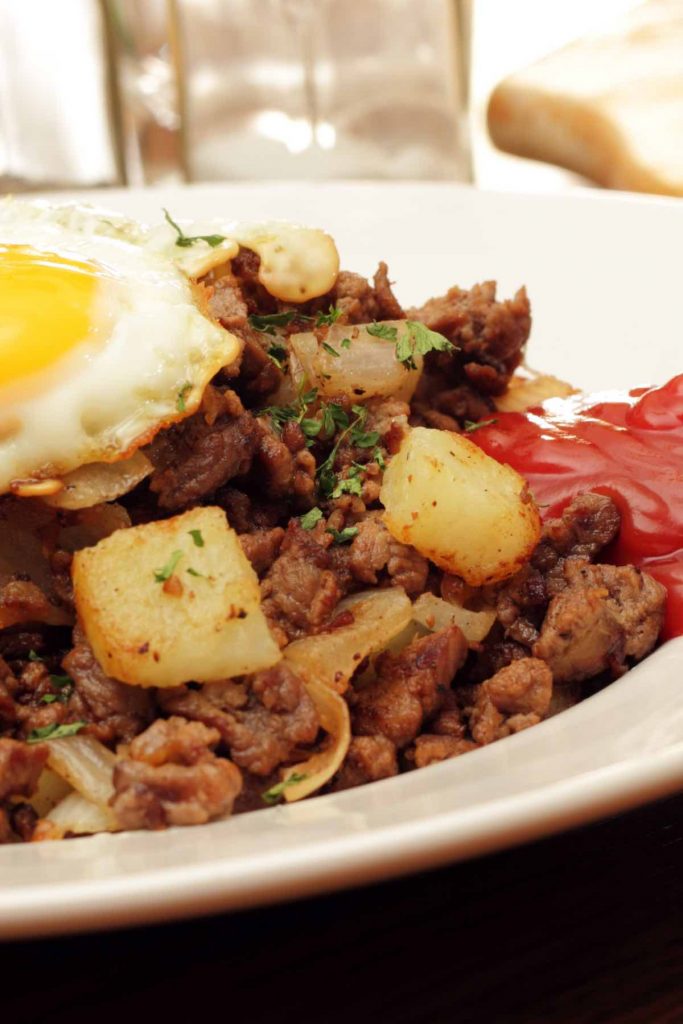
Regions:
[[289, 323, 422, 402], [279, 680, 351, 803], [46, 791, 119, 837], [412, 593, 496, 644], [381, 427, 541, 586], [43, 452, 153, 510], [495, 370, 575, 412], [284, 587, 412, 693], [46, 734, 116, 811]]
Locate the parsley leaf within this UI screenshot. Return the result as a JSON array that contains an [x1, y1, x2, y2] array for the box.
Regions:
[[248, 311, 312, 335], [340, 337, 351, 350], [316, 406, 372, 497], [261, 386, 319, 434], [262, 772, 309, 805], [176, 382, 192, 413], [154, 550, 183, 583], [315, 305, 342, 327], [163, 208, 227, 249], [366, 322, 398, 341], [321, 403, 349, 438], [50, 674, 72, 688], [186, 567, 204, 578], [395, 321, 455, 370], [28, 650, 43, 662], [326, 526, 359, 545], [188, 529, 204, 548], [322, 342, 340, 358], [27, 721, 86, 744], [267, 342, 288, 369], [300, 418, 322, 441], [41, 675, 73, 705], [331, 464, 364, 498], [372, 446, 386, 469], [300, 507, 323, 530], [463, 418, 498, 434]]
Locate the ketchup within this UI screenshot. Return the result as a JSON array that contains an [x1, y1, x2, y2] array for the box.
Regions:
[[472, 374, 683, 640]]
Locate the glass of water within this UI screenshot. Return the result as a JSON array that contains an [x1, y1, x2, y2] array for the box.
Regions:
[[105, 0, 472, 184]]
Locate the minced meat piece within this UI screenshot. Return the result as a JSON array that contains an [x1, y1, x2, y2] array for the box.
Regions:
[[111, 716, 242, 830], [149, 388, 259, 509], [407, 735, 478, 768], [348, 514, 429, 595], [332, 735, 398, 791], [62, 628, 153, 744], [239, 528, 285, 575], [533, 561, 665, 683], [261, 520, 348, 643], [409, 281, 531, 393], [159, 662, 319, 776], [353, 625, 468, 748], [0, 737, 48, 801], [465, 657, 552, 745]]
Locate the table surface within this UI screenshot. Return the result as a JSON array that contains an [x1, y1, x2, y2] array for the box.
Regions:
[[4, 792, 682, 1024]]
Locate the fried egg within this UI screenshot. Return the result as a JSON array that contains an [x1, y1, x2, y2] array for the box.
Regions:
[[0, 199, 241, 495]]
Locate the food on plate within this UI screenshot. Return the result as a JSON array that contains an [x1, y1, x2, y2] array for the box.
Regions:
[[0, 199, 670, 844]]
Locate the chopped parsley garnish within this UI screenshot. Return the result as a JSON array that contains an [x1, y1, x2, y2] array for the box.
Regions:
[[316, 405, 376, 498], [163, 208, 227, 249], [176, 382, 192, 413], [331, 464, 364, 499], [28, 650, 43, 662], [320, 402, 349, 438], [463, 418, 498, 434], [50, 674, 72, 688], [300, 507, 323, 530], [396, 321, 455, 370], [322, 342, 340, 358], [326, 526, 359, 545], [300, 418, 322, 440], [249, 311, 302, 335], [340, 337, 352, 350], [188, 529, 204, 548], [366, 320, 455, 370], [366, 322, 398, 341], [373, 446, 386, 469], [315, 305, 342, 327], [261, 386, 319, 438], [262, 772, 309, 805], [27, 721, 86, 744], [41, 676, 73, 705], [267, 342, 288, 369], [186, 567, 204, 578], [153, 549, 183, 583]]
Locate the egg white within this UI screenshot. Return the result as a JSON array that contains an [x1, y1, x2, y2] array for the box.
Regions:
[[0, 199, 241, 493]]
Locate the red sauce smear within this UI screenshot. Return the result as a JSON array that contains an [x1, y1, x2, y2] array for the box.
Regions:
[[472, 374, 683, 641]]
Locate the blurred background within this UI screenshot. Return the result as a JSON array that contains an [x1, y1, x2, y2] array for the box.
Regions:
[[0, 0, 679, 195]]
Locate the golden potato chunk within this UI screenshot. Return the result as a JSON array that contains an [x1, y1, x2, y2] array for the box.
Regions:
[[380, 427, 541, 586], [73, 506, 281, 687]]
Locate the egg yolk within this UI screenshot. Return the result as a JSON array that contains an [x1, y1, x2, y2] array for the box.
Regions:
[[0, 245, 102, 387]]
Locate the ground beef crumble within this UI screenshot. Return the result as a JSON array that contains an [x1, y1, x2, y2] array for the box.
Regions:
[[111, 717, 242, 830]]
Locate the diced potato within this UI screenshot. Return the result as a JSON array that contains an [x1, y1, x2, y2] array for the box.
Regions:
[[73, 506, 281, 687], [380, 427, 541, 586]]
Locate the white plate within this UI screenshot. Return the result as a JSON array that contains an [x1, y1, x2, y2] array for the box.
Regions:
[[2, 182, 683, 939]]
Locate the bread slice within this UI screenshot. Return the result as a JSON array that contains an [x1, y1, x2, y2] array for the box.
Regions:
[[487, 0, 683, 196]]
